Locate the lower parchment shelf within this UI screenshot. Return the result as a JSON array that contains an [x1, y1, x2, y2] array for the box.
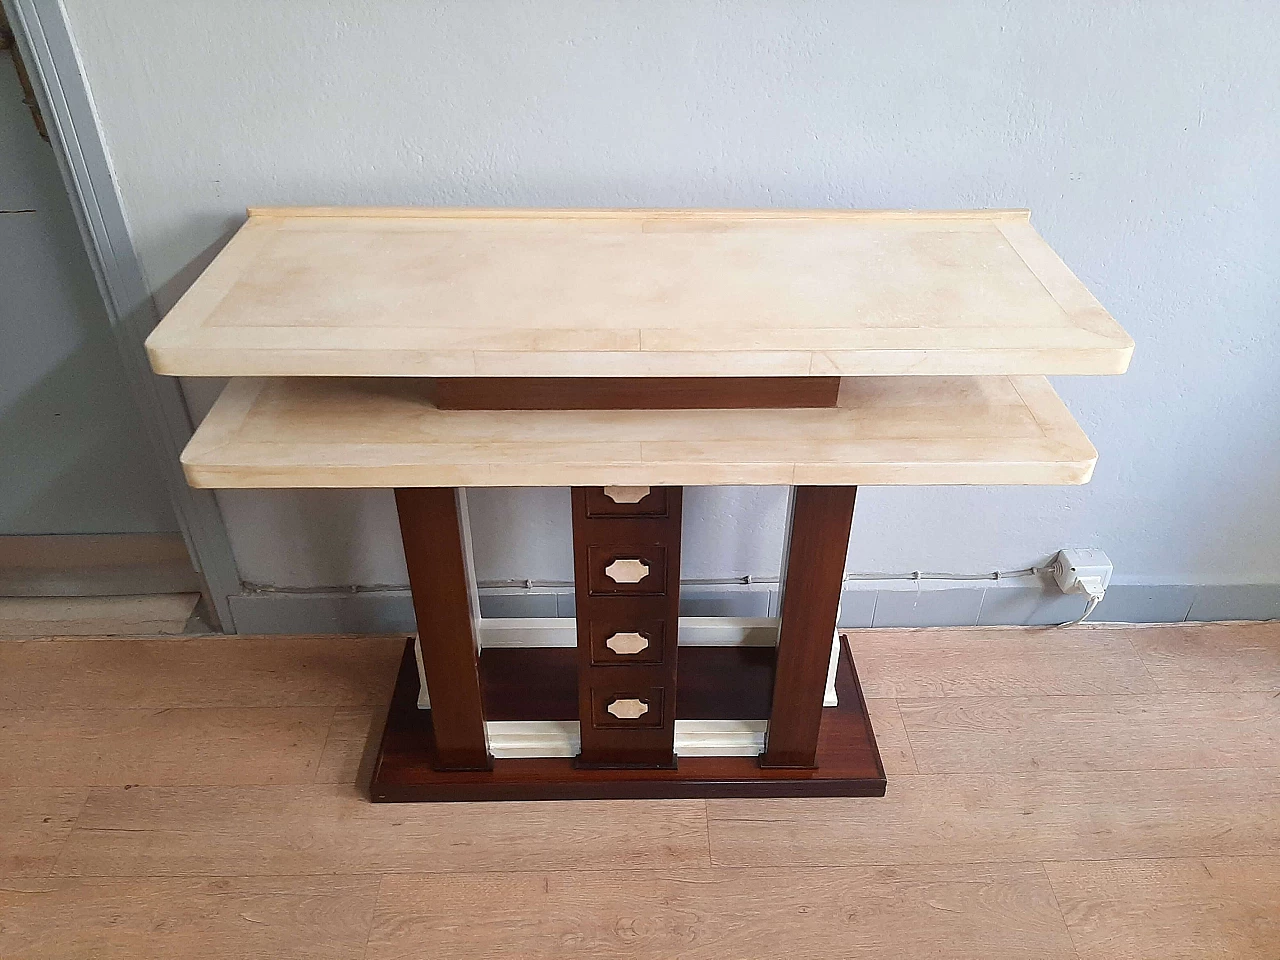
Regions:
[[370, 636, 885, 802], [180, 374, 1096, 488]]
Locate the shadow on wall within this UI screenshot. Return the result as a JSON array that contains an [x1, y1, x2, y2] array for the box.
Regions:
[[0, 339, 175, 533], [217, 487, 410, 590], [151, 215, 241, 317]]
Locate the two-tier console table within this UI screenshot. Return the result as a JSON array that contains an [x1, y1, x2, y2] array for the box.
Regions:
[[146, 208, 1132, 801]]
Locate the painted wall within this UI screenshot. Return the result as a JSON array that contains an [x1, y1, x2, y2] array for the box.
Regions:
[[0, 49, 176, 535], [58, 1, 1280, 610]]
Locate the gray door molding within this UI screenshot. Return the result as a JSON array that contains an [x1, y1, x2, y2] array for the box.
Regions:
[[3, 0, 240, 629]]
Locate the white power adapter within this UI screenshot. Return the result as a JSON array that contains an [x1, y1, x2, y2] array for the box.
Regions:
[[1050, 548, 1112, 625]]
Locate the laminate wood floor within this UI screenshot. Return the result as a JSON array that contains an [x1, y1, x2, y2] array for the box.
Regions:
[[1, 621, 1277, 958]]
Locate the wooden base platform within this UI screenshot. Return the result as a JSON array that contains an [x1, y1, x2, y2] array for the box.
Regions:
[[370, 636, 886, 802]]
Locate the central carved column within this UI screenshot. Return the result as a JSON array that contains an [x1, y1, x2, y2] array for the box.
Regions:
[[570, 485, 683, 768]]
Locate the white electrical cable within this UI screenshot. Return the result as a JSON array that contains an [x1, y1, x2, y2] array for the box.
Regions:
[[471, 566, 1047, 591], [1059, 575, 1107, 626], [244, 566, 1058, 598]]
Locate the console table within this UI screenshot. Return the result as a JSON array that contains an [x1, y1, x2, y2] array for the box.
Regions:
[[146, 208, 1132, 801]]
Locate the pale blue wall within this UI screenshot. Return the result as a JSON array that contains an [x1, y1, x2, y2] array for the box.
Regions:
[[59, 1, 1280, 607], [0, 51, 176, 534]]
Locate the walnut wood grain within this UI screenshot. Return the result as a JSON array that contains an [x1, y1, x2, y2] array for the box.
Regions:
[[761, 486, 858, 768], [394, 488, 491, 771], [428, 377, 841, 409], [478, 646, 777, 721]]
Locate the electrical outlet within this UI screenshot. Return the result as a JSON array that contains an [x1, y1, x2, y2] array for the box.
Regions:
[[1051, 548, 1113, 594]]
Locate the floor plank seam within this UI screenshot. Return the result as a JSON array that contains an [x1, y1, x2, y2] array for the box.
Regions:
[[650, 854, 1280, 873], [1037, 853, 1280, 866], [1039, 860, 1085, 960], [898, 767, 1280, 777], [891, 689, 1277, 700], [0, 704, 362, 714], [889, 697, 921, 774], [43, 860, 1084, 880], [712, 764, 1280, 779], [49, 864, 735, 880], [1124, 633, 1164, 692], [313, 705, 342, 784], [360, 873, 386, 960], [40, 789, 94, 881], [702, 799, 715, 868], [23, 759, 1279, 792]]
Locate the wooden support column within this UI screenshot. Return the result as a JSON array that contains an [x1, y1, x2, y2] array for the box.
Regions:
[[571, 486, 683, 768], [761, 485, 857, 768], [394, 487, 492, 771]]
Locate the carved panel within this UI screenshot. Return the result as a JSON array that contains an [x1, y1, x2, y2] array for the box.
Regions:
[[604, 631, 650, 655], [604, 557, 650, 584], [606, 697, 650, 720], [604, 485, 651, 504]]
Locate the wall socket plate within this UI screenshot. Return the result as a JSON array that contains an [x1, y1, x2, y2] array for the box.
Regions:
[[1051, 548, 1113, 593]]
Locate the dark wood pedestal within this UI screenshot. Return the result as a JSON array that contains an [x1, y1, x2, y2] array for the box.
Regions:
[[370, 481, 885, 802], [370, 635, 884, 801]]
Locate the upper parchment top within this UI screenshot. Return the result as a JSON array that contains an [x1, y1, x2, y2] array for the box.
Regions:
[[145, 208, 1133, 378]]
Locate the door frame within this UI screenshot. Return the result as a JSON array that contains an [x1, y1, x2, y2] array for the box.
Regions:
[[3, 0, 240, 630]]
